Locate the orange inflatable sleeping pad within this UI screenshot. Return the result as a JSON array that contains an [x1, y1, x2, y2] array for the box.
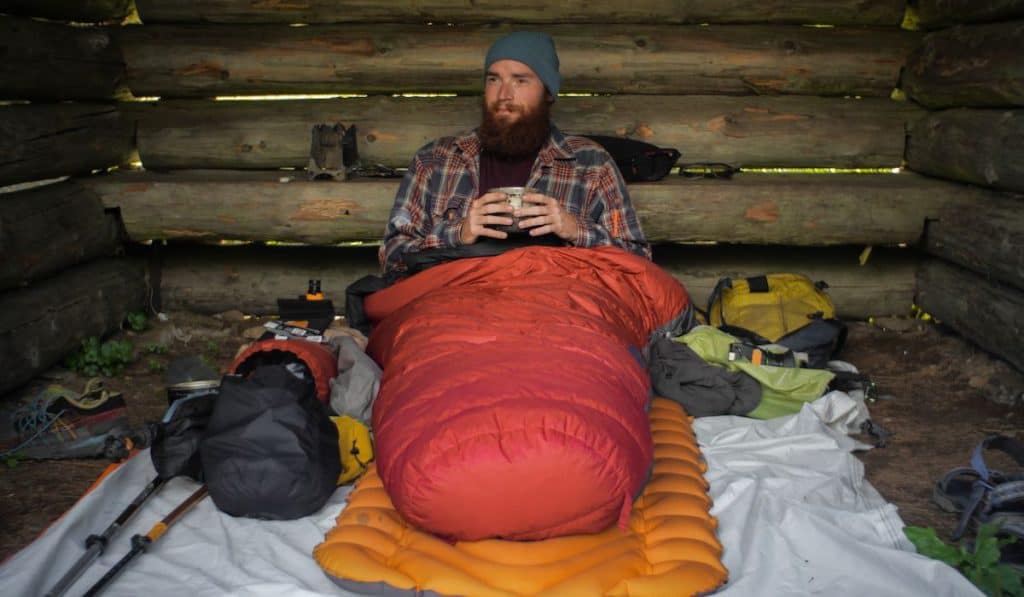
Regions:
[[314, 399, 727, 596]]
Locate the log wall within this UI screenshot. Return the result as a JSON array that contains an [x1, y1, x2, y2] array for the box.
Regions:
[[902, 11, 1024, 372], [134, 0, 906, 26], [156, 243, 916, 321]]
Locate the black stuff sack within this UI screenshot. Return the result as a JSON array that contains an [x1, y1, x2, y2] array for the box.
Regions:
[[200, 365, 341, 520], [151, 385, 219, 481], [581, 135, 681, 182]]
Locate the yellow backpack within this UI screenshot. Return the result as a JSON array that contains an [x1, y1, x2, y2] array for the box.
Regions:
[[705, 274, 846, 368]]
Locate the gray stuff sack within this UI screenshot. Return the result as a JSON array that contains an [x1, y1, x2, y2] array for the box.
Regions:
[[328, 335, 382, 426]]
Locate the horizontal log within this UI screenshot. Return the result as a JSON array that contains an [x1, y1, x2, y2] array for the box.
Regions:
[[906, 109, 1024, 193], [0, 258, 146, 395], [0, 103, 134, 187], [155, 242, 917, 320], [901, 21, 1024, 108], [917, 259, 1024, 373], [117, 24, 918, 98], [925, 190, 1024, 291], [0, 181, 122, 291], [916, 0, 1024, 30], [87, 170, 965, 246], [134, 0, 905, 26], [0, 16, 123, 101], [0, 0, 132, 22], [131, 95, 920, 170]]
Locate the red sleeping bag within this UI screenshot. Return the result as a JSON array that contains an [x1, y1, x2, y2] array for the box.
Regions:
[[365, 246, 689, 541]]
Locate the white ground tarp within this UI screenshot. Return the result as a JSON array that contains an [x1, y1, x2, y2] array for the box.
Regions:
[[1, 392, 980, 596]]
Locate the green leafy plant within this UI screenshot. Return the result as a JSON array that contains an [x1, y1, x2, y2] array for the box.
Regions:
[[125, 311, 147, 332], [65, 337, 135, 377], [905, 524, 1022, 596], [144, 343, 168, 355], [147, 358, 166, 373]]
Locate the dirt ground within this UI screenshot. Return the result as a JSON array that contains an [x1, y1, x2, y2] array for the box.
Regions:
[[1, 313, 1022, 564]]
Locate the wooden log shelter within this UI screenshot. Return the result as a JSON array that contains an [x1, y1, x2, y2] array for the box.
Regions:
[[1, 0, 1022, 397]]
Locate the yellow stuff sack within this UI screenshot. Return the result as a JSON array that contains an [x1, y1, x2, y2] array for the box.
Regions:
[[706, 273, 846, 368], [332, 415, 374, 485]]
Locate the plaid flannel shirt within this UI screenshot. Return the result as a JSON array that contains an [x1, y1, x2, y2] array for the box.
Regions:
[[379, 125, 651, 275]]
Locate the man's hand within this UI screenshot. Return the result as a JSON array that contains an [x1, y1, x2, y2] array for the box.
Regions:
[[460, 191, 514, 244], [516, 193, 579, 241]]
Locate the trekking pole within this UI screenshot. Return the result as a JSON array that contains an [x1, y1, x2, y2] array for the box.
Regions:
[[43, 476, 166, 597], [82, 485, 209, 597]]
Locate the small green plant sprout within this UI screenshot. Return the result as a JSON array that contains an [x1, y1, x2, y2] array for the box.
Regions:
[[125, 311, 147, 332], [205, 340, 219, 355], [147, 358, 166, 373], [143, 343, 168, 355], [905, 524, 1022, 596], [65, 337, 135, 377]]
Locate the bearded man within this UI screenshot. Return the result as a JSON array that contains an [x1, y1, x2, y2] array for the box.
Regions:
[[379, 31, 651, 277]]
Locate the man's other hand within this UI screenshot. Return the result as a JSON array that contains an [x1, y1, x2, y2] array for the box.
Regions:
[[516, 193, 579, 241], [460, 192, 514, 244]]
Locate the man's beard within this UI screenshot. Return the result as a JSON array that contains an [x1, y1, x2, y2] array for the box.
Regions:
[[478, 98, 551, 159]]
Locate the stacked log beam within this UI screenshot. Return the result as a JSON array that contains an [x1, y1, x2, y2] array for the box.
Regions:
[[0, 182, 122, 291], [85, 171, 967, 247], [0, 1, 132, 22], [156, 243, 915, 321], [906, 108, 1024, 193], [925, 192, 1024, 291], [901, 20, 1024, 108], [915, 0, 1024, 30], [0, 104, 133, 187], [134, 0, 906, 26], [116, 24, 918, 97], [0, 16, 123, 101], [0, 258, 145, 395], [129, 96, 920, 170], [917, 260, 1024, 372]]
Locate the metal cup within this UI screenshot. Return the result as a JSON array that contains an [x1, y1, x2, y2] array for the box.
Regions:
[[487, 187, 535, 234]]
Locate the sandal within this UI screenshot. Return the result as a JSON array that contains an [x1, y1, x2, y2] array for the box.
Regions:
[[936, 435, 1024, 570]]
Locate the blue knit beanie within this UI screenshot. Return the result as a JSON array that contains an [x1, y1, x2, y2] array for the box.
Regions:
[[484, 32, 561, 100]]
